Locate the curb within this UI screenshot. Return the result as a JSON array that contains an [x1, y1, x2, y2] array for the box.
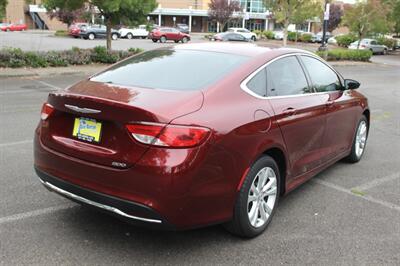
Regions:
[[0, 64, 106, 78]]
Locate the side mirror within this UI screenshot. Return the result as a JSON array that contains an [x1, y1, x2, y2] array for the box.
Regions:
[[344, 79, 360, 90]]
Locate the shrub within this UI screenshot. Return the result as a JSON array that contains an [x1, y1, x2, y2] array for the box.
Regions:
[[336, 34, 358, 47], [24, 51, 49, 68], [287, 31, 297, 41], [263, 30, 275, 40], [376, 37, 396, 49], [44, 51, 69, 67], [55, 30, 68, 37], [316, 49, 372, 62], [91, 45, 119, 64], [300, 33, 313, 43], [0, 46, 144, 68], [252, 30, 263, 38]]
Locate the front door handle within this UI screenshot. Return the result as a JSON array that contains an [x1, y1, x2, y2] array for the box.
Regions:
[[282, 108, 296, 116]]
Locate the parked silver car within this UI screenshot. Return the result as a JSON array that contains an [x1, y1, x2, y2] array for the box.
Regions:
[[349, 39, 388, 54]]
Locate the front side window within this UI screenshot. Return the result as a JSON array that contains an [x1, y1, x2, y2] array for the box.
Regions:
[[301, 56, 341, 92], [267, 56, 310, 96]]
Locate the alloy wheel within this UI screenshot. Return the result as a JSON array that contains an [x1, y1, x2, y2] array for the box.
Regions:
[[247, 167, 277, 228], [355, 120, 367, 158]]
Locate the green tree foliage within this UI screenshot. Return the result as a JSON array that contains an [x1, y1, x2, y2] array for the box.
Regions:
[[0, 0, 7, 21], [342, 0, 392, 47], [265, 0, 322, 46], [43, 0, 157, 50]]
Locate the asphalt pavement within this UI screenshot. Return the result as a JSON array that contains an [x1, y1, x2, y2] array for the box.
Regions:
[[0, 60, 399, 265]]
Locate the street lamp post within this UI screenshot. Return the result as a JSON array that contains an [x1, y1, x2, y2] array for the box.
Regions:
[[319, 1, 330, 51]]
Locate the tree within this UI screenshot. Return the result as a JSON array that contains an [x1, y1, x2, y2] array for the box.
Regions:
[[43, 0, 157, 51], [0, 0, 7, 21], [47, 7, 86, 27], [208, 0, 241, 33], [342, 0, 392, 48], [265, 0, 322, 46], [327, 3, 343, 32]]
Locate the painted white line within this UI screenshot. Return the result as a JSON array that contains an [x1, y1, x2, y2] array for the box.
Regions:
[[31, 79, 61, 90], [353, 172, 400, 191], [312, 179, 400, 212], [0, 140, 32, 148], [0, 204, 75, 225]]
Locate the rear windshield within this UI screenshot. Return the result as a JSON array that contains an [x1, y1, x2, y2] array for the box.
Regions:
[[90, 49, 249, 91]]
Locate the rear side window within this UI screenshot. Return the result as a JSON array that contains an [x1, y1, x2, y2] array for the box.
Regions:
[[267, 56, 310, 96], [247, 68, 267, 97], [301, 56, 341, 92], [91, 49, 249, 91]]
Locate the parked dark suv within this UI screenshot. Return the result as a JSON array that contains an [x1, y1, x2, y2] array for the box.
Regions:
[[80, 25, 120, 40]]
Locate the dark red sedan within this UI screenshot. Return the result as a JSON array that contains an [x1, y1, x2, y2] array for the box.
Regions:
[[149, 27, 190, 43], [34, 43, 369, 237]]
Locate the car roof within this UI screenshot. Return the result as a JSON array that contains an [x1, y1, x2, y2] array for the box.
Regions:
[[173, 42, 312, 58]]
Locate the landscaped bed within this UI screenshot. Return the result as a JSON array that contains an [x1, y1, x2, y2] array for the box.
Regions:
[[0, 46, 143, 68]]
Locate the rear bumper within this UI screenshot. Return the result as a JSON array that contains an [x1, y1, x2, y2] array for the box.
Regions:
[[35, 167, 175, 230]]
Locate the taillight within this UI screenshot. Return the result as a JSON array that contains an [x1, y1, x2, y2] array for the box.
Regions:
[[361, 44, 366, 48], [126, 123, 210, 148], [41, 103, 54, 120]]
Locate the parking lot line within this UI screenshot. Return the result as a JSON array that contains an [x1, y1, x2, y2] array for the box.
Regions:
[[29, 79, 61, 90], [0, 204, 75, 226], [353, 172, 400, 191], [0, 139, 32, 148], [312, 178, 400, 212]]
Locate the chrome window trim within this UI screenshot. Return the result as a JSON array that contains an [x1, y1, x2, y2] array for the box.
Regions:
[[240, 52, 343, 100], [38, 177, 162, 224]]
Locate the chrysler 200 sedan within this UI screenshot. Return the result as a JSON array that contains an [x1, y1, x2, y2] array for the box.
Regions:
[[34, 43, 369, 238]]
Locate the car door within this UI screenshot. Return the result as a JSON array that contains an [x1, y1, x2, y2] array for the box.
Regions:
[[171, 28, 181, 40], [300, 55, 359, 160], [266, 55, 327, 178], [371, 40, 382, 53]]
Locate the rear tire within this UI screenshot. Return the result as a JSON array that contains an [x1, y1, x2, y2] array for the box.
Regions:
[[127, 33, 133, 39], [111, 33, 118, 40], [346, 115, 368, 163], [224, 155, 280, 238], [383, 48, 387, 55], [251, 36, 256, 42], [88, 33, 95, 40]]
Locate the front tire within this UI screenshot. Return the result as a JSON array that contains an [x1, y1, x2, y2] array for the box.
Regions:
[[160, 36, 167, 43], [346, 115, 368, 163], [224, 155, 280, 238], [182, 37, 189, 43], [251, 36, 256, 42], [152, 39, 158, 43]]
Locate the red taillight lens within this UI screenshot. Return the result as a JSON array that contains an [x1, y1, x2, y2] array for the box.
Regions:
[[361, 44, 366, 48], [41, 103, 54, 120], [126, 123, 210, 148]]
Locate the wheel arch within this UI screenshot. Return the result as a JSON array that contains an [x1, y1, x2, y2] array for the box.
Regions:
[[262, 147, 287, 195]]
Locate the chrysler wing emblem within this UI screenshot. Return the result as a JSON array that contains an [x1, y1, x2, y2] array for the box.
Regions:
[[64, 104, 101, 114]]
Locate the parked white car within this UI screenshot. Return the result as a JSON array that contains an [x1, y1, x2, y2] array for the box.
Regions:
[[119, 25, 149, 39], [273, 31, 284, 40], [348, 39, 388, 54], [227, 28, 257, 41]]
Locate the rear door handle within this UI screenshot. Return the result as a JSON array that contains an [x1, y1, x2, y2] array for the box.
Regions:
[[282, 108, 296, 116], [326, 100, 335, 107]]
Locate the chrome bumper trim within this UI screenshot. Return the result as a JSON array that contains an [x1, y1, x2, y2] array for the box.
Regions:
[[38, 178, 162, 224]]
